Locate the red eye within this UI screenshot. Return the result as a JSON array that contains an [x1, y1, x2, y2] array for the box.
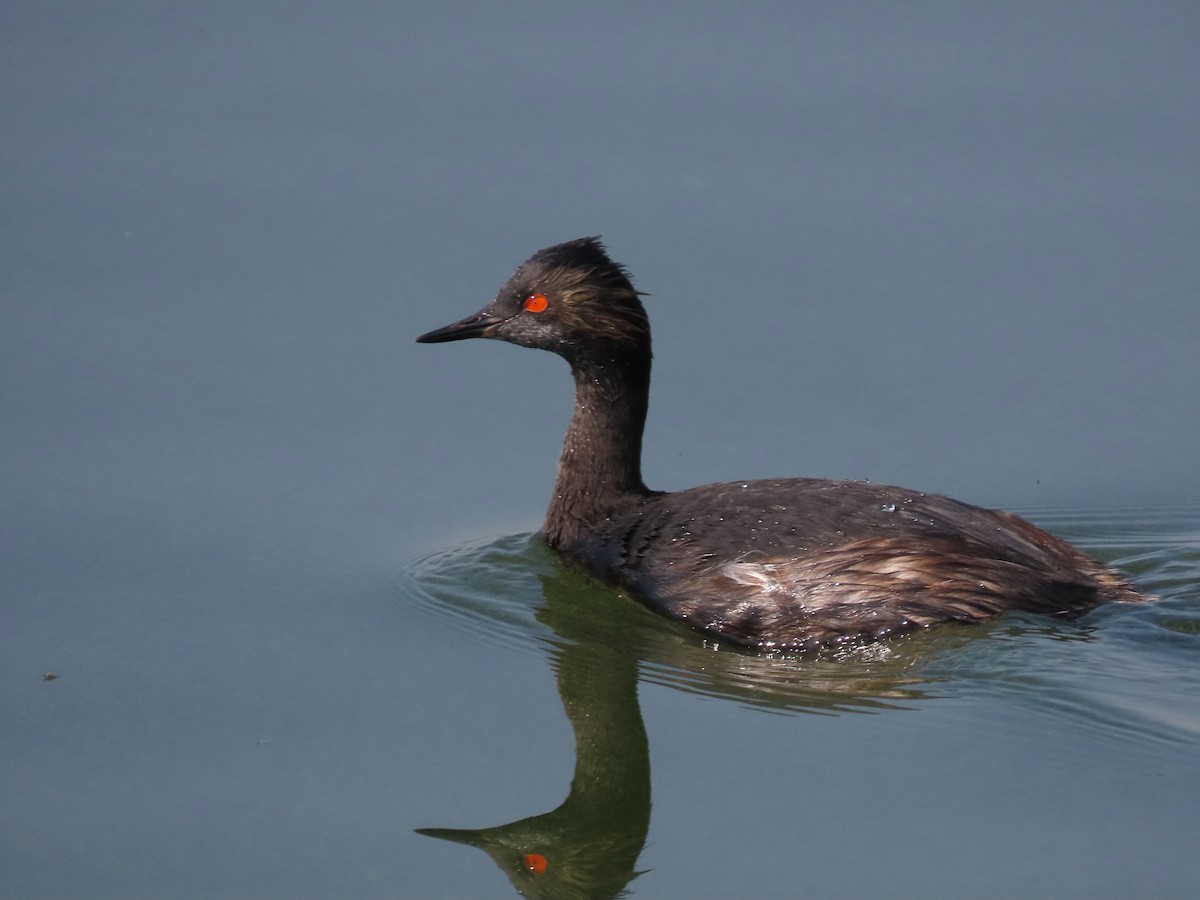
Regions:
[[523, 293, 548, 313], [522, 853, 548, 875]]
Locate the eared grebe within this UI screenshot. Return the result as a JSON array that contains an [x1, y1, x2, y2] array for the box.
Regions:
[[416, 238, 1146, 649]]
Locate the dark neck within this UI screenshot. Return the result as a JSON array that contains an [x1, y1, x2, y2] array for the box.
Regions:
[[544, 350, 653, 549]]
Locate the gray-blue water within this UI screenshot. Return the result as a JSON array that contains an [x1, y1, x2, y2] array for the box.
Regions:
[[4, 2, 1199, 898]]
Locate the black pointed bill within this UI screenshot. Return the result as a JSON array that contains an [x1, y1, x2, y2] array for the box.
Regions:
[[415, 308, 508, 344]]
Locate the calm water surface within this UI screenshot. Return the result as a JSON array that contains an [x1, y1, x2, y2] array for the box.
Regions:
[[4, 501, 1198, 899]]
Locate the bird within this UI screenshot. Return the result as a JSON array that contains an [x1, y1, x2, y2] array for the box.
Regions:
[[416, 237, 1146, 649]]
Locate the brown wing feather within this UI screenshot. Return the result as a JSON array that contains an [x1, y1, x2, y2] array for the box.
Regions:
[[636, 533, 1143, 649]]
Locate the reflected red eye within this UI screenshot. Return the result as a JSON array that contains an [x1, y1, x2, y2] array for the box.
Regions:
[[523, 293, 548, 313]]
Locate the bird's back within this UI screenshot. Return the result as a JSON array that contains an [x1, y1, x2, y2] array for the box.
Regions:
[[554, 478, 1145, 648]]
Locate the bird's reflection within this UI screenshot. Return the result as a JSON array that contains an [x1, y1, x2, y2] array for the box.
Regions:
[[414, 536, 990, 898], [418, 633, 650, 899]]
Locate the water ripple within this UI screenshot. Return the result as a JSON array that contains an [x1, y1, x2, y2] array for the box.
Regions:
[[401, 504, 1200, 727], [407, 540, 955, 715]]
